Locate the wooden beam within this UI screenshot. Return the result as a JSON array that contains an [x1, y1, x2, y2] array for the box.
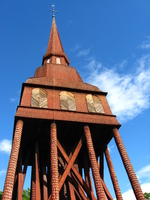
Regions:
[[2, 120, 23, 200], [83, 148, 94, 193], [100, 147, 104, 180], [84, 125, 107, 199], [50, 123, 59, 200], [42, 160, 48, 200], [57, 139, 96, 200], [22, 149, 30, 184], [17, 157, 23, 200], [58, 136, 84, 191], [47, 166, 51, 199], [31, 161, 36, 200], [69, 173, 87, 200], [113, 128, 145, 200], [35, 141, 41, 200], [105, 146, 123, 199], [101, 179, 113, 200], [68, 181, 76, 200]]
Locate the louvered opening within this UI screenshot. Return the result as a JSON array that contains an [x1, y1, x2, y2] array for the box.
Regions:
[[93, 96, 104, 113], [86, 94, 96, 112], [60, 91, 76, 111], [86, 94, 104, 113], [31, 88, 48, 108]]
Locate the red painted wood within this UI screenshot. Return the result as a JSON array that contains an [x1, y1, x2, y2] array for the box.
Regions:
[[113, 128, 145, 200], [57, 139, 96, 200], [42, 161, 48, 200], [31, 161, 36, 200], [59, 136, 83, 191], [3, 11, 143, 200], [17, 157, 23, 200], [83, 149, 94, 194], [69, 174, 87, 200], [105, 146, 123, 199], [50, 123, 59, 200], [35, 141, 41, 200], [84, 125, 107, 200], [2, 120, 23, 200], [100, 148, 104, 180]]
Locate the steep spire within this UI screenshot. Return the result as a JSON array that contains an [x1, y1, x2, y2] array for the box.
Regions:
[[42, 14, 69, 65]]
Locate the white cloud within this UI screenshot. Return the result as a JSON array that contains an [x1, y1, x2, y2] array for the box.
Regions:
[[121, 183, 150, 200], [0, 170, 6, 176], [121, 188, 136, 200], [85, 58, 102, 71], [0, 139, 11, 154], [108, 145, 114, 153], [114, 165, 150, 199], [86, 54, 150, 122], [136, 165, 150, 183], [140, 37, 150, 50], [77, 48, 91, 57], [70, 44, 81, 52], [114, 60, 128, 70], [10, 98, 18, 102]]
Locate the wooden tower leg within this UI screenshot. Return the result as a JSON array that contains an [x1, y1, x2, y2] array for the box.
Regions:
[[31, 161, 36, 200], [113, 128, 145, 200], [2, 119, 23, 200], [35, 141, 41, 200], [17, 157, 23, 200], [42, 160, 48, 200], [22, 149, 30, 190], [105, 146, 123, 200], [47, 165, 51, 198], [50, 122, 59, 200], [84, 125, 107, 200], [100, 147, 104, 180], [83, 148, 94, 194]]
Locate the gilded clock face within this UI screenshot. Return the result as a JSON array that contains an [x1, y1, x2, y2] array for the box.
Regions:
[[31, 88, 48, 108]]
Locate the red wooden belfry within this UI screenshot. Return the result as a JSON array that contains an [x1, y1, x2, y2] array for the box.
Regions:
[[2, 13, 144, 200]]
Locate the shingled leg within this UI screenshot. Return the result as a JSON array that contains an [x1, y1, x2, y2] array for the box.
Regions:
[[113, 128, 145, 200], [105, 146, 123, 200], [50, 122, 59, 200], [2, 119, 23, 200], [84, 125, 107, 200]]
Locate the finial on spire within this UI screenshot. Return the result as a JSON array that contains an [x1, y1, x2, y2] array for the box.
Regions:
[[49, 4, 58, 18]]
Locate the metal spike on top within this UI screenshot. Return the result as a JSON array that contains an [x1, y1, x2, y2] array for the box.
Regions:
[[49, 4, 58, 18]]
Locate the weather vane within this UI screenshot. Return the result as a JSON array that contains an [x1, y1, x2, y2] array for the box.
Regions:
[[49, 4, 58, 18]]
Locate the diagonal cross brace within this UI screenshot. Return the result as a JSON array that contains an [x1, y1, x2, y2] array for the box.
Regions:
[[58, 136, 84, 191], [68, 173, 87, 200], [57, 138, 96, 200], [48, 136, 84, 200]]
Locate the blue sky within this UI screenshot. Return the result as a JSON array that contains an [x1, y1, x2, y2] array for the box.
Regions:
[[0, 1, 150, 199]]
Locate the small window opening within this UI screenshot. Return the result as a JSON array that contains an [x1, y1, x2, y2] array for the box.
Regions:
[[47, 59, 50, 63], [56, 57, 61, 64]]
